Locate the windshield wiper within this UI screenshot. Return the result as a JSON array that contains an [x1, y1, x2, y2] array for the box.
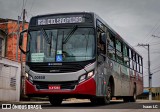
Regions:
[[63, 25, 78, 44], [41, 28, 51, 44]]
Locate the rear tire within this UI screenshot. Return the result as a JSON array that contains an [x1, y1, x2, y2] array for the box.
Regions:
[[49, 96, 63, 106], [130, 90, 136, 102], [129, 85, 137, 102]]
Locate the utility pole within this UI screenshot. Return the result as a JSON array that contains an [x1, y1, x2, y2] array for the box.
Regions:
[[20, 8, 26, 100], [16, 16, 21, 61], [137, 43, 152, 100], [20, 8, 26, 61]]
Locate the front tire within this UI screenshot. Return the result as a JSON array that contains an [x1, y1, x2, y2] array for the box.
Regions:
[[90, 84, 111, 105], [49, 96, 63, 106], [100, 85, 111, 105]]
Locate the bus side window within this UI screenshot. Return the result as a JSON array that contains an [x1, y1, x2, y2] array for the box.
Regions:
[[116, 39, 123, 64], [133, 52, 137, 71], [129, 49, 133, 69], [136, 54, 139, 72], [97, 30, 106, 55], [139, 56, 143, 73], [107, 32, 116, 60], [123, 44, 129, 67]]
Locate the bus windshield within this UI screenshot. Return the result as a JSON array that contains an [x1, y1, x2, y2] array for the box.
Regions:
[[27, 27, 95, 62]]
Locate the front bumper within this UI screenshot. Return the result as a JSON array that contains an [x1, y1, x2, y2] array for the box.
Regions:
[[25, 77, 96, 97]]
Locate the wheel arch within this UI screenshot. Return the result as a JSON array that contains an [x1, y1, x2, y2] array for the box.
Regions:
[[108, 75, 115, 96], [134, 82, 137, 94]]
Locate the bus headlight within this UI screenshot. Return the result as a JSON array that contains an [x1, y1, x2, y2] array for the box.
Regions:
[[25, 73, 29, 78], [28, 75, 33, 84], [26, 73, 33, 84], [87, 71, 94, 78], [79, 74, 86, 83], [79, 71, 94, 83]]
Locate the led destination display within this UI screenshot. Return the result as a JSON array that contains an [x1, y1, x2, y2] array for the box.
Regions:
[[37, 15, 85, 25]]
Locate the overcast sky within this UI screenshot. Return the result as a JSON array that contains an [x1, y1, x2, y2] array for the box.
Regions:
[[0, 0, 160, 87]]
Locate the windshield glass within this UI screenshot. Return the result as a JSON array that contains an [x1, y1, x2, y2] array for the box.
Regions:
[[27, 27, 95, 62]]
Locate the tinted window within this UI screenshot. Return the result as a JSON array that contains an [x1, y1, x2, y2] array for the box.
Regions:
[[116, 51, 123, 64], [108, 33, 115, 47], [108, 45, 116, 60], [0, 38, 2, 56], [116, 39, 122, 52]]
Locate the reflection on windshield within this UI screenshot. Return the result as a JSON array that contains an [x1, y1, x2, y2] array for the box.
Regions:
[[27, 28, 95, 62]]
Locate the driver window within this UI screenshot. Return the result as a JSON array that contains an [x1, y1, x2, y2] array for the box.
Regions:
[[97, 29, 106, 55]]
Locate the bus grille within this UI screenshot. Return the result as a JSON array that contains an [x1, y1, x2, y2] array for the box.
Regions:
[[27, 63, 83, 73], [33, 81, 78, 90]]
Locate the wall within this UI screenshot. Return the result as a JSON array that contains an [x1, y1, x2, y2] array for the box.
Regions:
[[0, 57, 21, 101]]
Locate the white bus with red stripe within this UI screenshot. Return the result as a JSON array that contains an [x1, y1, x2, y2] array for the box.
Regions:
[[19, 12, 143, 105]]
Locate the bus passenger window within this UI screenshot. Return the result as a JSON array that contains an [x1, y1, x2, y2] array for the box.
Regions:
[[133, 61, 137, 70], [130, 59, 133, 69], [116, 39, 122, 52], [107, 32, 116, 60], [108, 33, 115, 47], [140, 65, 143, 73], [123, 44, 129, 67], [137, 63, 140, 72], [116, 50, 123, 64], [129, 49, 132, 59], [108, 45, 116, 60], [124, 57, 129, 66], [139, 56, 142, 65]]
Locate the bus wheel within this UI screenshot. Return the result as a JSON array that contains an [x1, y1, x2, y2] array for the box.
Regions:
[[100, 84, 111, 105], [49, 96, 63, 106], [130, 90, 136, 102], [129, 85, 136, 102]]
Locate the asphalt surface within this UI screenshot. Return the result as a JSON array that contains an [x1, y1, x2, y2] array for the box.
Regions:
[[0, 100, 160, 112]]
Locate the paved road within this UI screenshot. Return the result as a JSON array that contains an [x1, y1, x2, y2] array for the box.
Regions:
[[41, 100, 160, 109], [0, 100, 160, 112]]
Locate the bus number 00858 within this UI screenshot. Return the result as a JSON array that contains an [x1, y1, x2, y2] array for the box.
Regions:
[[34, 76, 45, 79]]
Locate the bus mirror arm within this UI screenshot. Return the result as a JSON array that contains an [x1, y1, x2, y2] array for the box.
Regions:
[[19, 29, 29, 54], [19, 46, 29, 54]]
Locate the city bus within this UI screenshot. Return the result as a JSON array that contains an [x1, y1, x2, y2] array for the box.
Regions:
[[19, 12, 143, 105]]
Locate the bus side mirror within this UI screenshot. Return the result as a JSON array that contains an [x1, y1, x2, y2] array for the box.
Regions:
[[19, 29, 28, 54], [100, 33, 106, 44]]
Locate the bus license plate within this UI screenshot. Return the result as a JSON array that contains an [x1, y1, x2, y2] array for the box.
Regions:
[[48, 85, 61, 90]]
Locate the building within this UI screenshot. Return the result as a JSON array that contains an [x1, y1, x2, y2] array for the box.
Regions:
[[138, 87, 160, 100], [151, 87, 160, 100], [0, 18, 28, 101], [0, 18, 28, 61], [0, 29, 7, 57]]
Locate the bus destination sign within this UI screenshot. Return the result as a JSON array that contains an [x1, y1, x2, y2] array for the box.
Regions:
[[37, 15, 85, 25]]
